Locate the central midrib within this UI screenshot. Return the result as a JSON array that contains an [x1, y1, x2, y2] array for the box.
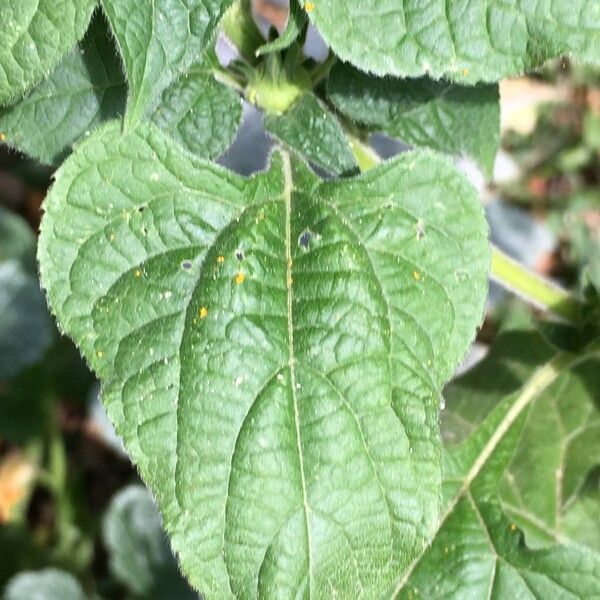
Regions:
[[283, 151, 314, 596]]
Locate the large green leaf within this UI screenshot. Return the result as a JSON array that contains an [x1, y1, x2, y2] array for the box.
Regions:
[[263, 92, 357, 176], [0, 13, 126, 165], [101, 0, 234, 126], [392, 351, 600, 598], [327, 63, 500, 177], [307, 1, 600, 82], [38, 121, 489, 597], [150, 56, 242, 160], [103, 485, 197, 598], [0, 0, 96, 106]]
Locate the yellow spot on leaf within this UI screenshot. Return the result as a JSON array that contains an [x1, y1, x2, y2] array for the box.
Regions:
[[135, 269, 142, 278], [0, 133, 6, 142], [217, 255, 225, 264], [96, 350, 104, 358], [413, 271, 421, 281], [305, 1, 315, 11], [199, 306, 208, 319], [462, 68, 469, 77], [510, 523, 517, 531], [235, 272, 245, 285]]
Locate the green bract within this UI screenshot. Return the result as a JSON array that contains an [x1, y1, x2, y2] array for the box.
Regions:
[[38, 122, 489, 597], [306, 0, 600, 82]]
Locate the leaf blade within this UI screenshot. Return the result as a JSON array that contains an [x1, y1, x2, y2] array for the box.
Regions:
[[39, 122, 489, 597], [307, 1, 600, 82]]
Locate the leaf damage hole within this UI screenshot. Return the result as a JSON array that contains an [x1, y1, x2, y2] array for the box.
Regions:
[[298, 229, 317, 250]]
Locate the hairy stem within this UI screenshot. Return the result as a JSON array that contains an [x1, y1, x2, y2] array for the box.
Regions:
[[490, 246, 582, 324]]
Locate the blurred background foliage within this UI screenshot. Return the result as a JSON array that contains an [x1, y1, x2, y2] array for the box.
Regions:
[[0, 1, 599, 598]]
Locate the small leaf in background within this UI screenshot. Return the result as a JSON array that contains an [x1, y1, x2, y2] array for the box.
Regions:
[[0, 206, 36, 272], [327, 63, 500, 177], [307, 0, 600, 82], [0, 12, 127, 165], [0, 0, 96, 106], [0, 261, 53, 380], [103, 485, 197, 599], [263, 92, 357, 175], [393, 352, 600, 598], [0, 452, 36, 525], [38, 121, 489, 597], [4, 568, 86, 600], [102, 0, 235, 126], [151, 57, 242, 160]]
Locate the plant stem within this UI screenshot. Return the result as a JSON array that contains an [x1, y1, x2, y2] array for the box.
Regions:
[[348, 140, 582, 324], [490, 246, 582, 324]]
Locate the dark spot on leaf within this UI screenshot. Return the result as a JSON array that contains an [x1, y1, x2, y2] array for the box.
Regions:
[[181, 260, 193, 271], [236, 250, 244, 261], [299, 229, 314, 250]]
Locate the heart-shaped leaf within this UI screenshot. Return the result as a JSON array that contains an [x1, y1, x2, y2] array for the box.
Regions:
[[38, 121, 489, 597]]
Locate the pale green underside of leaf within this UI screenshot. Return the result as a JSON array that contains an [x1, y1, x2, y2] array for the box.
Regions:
[[393, 354, 600, 598], [327, 63, 500, 177], [151, 60, 242, 160], [443, 323, 600, 552], [0, 13, 126, 165], [0, 0, 97, 106], [101, 0, 234, 127], [263, 92, 358, 176], [308, 1, 600, 82], [39, 121, 488, 597]]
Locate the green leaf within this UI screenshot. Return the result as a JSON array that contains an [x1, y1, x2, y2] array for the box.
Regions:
[[0, 261, 54, 380], [499, 359, 600, 549], [443, 321, 600, 551], [327, 63, 500, 177], [0, 0, 96, 106], [4, 569, 86, 600], [0, 13, 127, 165], [263, 92, 357, 175], [150, 57, 242, 160], [307, 1, 600, 82], [101, 0, 234, 126], [38, 121, 489, 597], [392, 351, 600, 598], [103, 485, 197, 598], [256, 0, 306, 57]]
